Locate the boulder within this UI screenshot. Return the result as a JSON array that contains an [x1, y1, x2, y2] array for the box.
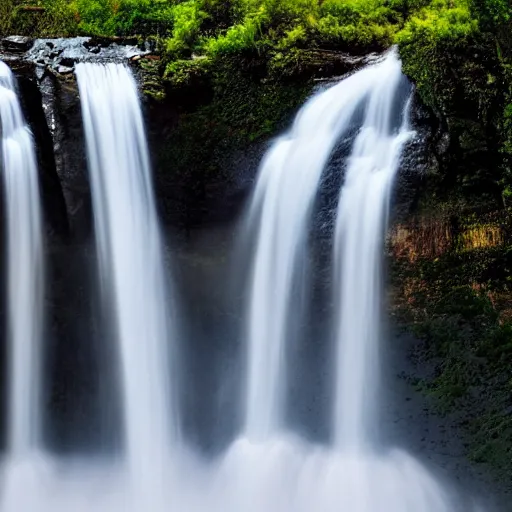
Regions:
[[2, 36, 33, 53]]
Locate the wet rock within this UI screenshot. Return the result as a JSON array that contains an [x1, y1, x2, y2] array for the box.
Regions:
[[38, 74, 91, 239], [35, 66, 45, 80], [391, 91, 445, 224], [59, 58, 75, 68], [14, 74, 69, 239], [294, 50, 381, 82], [25, 37, 151, 74], [436, 131, 450, 155], [2, 36, 33, 53], [57, 66, 74, 75], [84, 36, 139, 49]]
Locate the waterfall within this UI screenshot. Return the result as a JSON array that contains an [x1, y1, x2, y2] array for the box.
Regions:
[[333, 52, 413, 449], [244, 59, 393, 441], [0, 53, 489, 512], [223, 50, 481, 512], [76, 63, 176, 479], [0, 61, 44, 458], [244, 50, 413, 448]]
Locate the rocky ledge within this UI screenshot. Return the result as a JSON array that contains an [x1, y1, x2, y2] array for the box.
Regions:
[[1, 35, 153, 76]]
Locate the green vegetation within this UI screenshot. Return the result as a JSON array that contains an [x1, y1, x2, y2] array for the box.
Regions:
[[1, 0, 508, 74], [0, 0, 499, 58], [397, 0, 511, 203], [1, 0, 408, 48], [1, 1, 508, 130], [392, 6, 512, 477], [390, 209, 512, 478]]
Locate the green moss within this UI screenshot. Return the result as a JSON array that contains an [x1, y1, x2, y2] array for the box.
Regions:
[[470, 413, 512, 474], [164, 56, 212, 87], [139, 57, 166, 100], [396, 3, 483, 115], [157, 54, 311, 183], [0, 0, 78, 37], [1, 0, 412, 53]]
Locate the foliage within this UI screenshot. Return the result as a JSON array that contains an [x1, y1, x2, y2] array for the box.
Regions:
[[472, 0, 511, 28], [164, 1, 207, 56], [0, 0, 78, 37], [397, 0, 512, 204], [1, 0, 417, 53], [391, 210, 512, 477], [396, 1, 479, 112], [71, 0, 177, 37]]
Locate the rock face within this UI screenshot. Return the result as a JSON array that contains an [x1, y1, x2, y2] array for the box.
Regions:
[[38, 73, 90, 238], [0, 37, 453, 454], [392, 93, 447, 224], [2, 36, 33, 52], [25, 37, 151, 74], [15, 73, 69, 239]]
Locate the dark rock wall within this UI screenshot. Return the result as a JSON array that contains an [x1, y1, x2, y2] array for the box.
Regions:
[[37, 73, 90, 239], [16, 72, 70, 239]]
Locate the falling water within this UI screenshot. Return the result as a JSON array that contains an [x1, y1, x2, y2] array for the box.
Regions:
[[0, 61, 44, 458], [333, 52, 413, 449], [76, 63, 175, 480], [244, 61, 393, 440]]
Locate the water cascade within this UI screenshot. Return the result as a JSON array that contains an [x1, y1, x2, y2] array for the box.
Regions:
[[244, 65, 392, 440], [76, 63, 176, 482], [0, 61, 44, 459], [333, 54, 413, 449]]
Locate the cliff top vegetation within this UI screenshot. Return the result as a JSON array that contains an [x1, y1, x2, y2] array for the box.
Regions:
[[0, 0, 508, 59]]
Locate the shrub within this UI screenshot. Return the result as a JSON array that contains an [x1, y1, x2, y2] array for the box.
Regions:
[[73, 0, 174, 37], [205, 13, 264, 56], [396, 2, 482, 113]]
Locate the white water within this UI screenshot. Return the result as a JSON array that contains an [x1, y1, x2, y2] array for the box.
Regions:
[[0, 61, 44, 458], [333, 53, 413, 449], [76, 63, 175, 483], [244, 62, 394, 440]]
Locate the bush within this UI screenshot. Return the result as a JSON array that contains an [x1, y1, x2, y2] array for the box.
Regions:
[[205, 12, 264, 56], [73, 0, 175, 37], [396, 1, 478, 110], [472, 0, 511, 28]]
